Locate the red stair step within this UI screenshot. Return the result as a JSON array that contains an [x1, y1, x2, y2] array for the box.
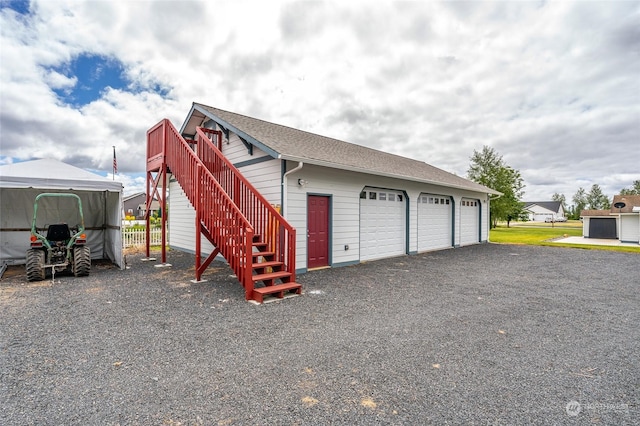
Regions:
[[252, 270, 291, 283], [252, 251, 275, 259], [252, 260, 283, 270], [253, 282, 302, 303]]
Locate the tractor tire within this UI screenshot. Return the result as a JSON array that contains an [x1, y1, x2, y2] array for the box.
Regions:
[[26, 249, 46, 282], [73, 245, 91, 277]]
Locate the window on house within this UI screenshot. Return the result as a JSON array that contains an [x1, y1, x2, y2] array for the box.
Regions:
[[397, 194, 403, 202], [379, 193, 387, 201], [369, 192, 377, 200], [360, 191, 366, 199], [446, 199, 450, 205], [389, 193, 395, 201]]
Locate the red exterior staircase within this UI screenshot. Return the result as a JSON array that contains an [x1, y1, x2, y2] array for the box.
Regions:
[[145, 119, 301, 303]]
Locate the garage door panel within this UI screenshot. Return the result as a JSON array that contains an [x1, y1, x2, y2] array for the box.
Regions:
[[460, 198, 480, 246], [589, 218, 617, 239], [418, 194, 452, 251], [360, 189, 405, 261]]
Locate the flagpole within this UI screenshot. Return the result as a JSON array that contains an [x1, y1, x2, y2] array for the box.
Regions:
[[112, 145, 116, 180]]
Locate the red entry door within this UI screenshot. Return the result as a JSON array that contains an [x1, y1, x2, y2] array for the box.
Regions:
[[307, 195, 329, 269]]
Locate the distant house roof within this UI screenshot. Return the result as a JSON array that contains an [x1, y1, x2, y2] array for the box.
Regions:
[[123, 192, 145, 203], [580, 209, 611, 217], [523, 201, 562, 213], [581, 195, 640, 217], [612, 195, 640, 214], [180, 103, 501, 196]]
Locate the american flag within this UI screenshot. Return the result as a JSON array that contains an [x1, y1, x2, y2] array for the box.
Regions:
[[113, 146, 117, 174]]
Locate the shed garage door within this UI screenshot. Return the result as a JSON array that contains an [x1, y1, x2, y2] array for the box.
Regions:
[[360, 188, 406, 261], [589, 218, 617, 239], [460, 198, 480, 246], [418, 194, 452, 252]]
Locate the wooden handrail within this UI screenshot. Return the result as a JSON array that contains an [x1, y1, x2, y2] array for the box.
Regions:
[[195, 127, 296, 282], [147, 119, 256, 294]]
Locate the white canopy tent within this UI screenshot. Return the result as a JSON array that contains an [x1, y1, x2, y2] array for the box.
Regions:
[[0, 159, 124, 268]]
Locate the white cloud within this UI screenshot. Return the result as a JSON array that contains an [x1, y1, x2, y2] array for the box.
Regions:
[[1, 0, 638, 201]]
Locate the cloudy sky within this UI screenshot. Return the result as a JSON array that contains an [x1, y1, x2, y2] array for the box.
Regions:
[[1, 0, 638, 202]]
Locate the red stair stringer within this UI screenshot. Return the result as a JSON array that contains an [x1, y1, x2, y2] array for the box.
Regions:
[[145, 119, 301, 303]]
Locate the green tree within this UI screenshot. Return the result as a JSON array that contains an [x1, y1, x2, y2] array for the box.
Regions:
[[467, 146, 525, 228], [571, 187, 587, 219], [620, 180, 640, 195], [586, 184, 610, 210], [552, 192, 566, 210]]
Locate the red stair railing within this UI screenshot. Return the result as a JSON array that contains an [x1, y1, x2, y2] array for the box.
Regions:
[[146, 119, 256, 298], [194, 127, 297, 283]]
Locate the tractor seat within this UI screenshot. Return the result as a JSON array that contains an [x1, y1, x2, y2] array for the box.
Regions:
[[47, 224, 71, 242]]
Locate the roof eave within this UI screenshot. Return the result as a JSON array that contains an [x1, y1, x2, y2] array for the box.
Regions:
[[191, 104, 280, 159], [279, 154, 500, 196]]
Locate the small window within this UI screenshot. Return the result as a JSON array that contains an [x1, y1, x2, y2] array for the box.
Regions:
[[389, 193, 396, 201], [360, 191, 366, 199], [429, 197, 434, 204], [379, 193, 387, 201], [475, 201, 478, 206], [435, 198, 439, 204], [369, 192, 377, 200], [439, 198, 444, 204], [445, 199, 450, 205], [397, 194, 403, 202]]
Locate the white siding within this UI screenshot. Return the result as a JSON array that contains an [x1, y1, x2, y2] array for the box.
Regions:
[[168, 179, 216, 255], [235, 159, 282, 205], [284, 163, 491, 270]]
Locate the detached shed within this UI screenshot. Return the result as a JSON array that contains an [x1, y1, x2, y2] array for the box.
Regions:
[[0, 159, 124, 268]]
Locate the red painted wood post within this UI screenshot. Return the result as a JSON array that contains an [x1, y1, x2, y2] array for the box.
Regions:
[[245, 227, 254, 300], [145, 171, 151, 258], [160, 120, 168, 264], [195, 164, 202, 281]]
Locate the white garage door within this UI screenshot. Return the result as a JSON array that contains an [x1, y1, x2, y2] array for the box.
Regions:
[[417, 194, 452, 252], [460, 198, 480, 246], [360, 188, 406, 261]]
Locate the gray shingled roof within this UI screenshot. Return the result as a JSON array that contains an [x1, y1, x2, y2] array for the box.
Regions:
[[523, 201, 562, 213], [183, 103, 500, 195]]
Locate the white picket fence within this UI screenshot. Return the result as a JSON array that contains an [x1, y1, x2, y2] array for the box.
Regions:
[[123, 228, 163, 248]]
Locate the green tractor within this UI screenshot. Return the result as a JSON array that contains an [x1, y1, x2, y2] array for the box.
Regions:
[[26, 193, 91, 281]]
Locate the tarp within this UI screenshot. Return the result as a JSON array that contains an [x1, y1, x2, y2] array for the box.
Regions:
[[0, 159, 124, 268]]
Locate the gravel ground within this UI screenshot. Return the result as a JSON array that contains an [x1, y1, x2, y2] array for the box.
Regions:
[[1, 244, 638, 425]]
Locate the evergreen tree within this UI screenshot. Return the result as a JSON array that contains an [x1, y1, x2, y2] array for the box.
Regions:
[[620, 180, 640, 195], [586, 184, 610, 210]]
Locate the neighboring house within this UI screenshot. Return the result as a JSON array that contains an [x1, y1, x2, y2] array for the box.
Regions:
[[581, 195, 640, 243], [145, 103, 500, 302], [123, 192, 160, 219], [523, 201, 565, 222]]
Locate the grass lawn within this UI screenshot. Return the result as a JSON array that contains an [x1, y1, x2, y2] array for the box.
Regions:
[[489, 225, 640, 254]]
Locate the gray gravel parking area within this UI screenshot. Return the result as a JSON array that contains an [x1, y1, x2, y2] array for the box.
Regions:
[[1, 244, 638, 425]]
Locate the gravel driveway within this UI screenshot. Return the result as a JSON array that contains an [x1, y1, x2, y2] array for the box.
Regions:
[[1, 244, 638, 425]]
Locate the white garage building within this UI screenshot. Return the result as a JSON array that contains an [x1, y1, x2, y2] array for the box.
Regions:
[[164, 103, 499, 274]]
